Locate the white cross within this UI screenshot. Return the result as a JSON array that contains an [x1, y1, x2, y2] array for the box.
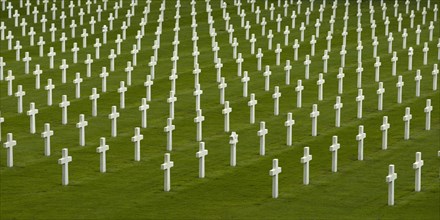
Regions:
[[47, 47, 56, 69], [139, 98, 150, 128], [317, 73, 325, 101], [386, 164, 397, 206], [248, 93, 258, 124], [84, 54, 93, 77], [161, 153, 174, 192], [45, 79, 55, 106], [5, 70, 15, 96], [269, 159, 282, 198], [356, 89, 365, 119], [380, 116, 390, 150], [300, 146, 312, 185], [118, 81, 127, 109], [432, 64, 438, 91], [413, 152, 424, 192], [356, 125, 366, 160], [169, 70, 179, 93], [22, 52, 31, 74], [422, 42, 430, 66], [322, 50, 329, 73], [108, 106, 119, 137], [296, 79, 304, 108], [257, 121, 268, 156], [284, 60, 292, 85], [196, 142, 208, 178], [310, 35, 316, 56], [408, 47, 414, 70], [14, 40, 22, 61], [193, 83, 203, 111], [415, 70, 423, 97], [396, 75, 404, 103], [88, 88, 100, 117], [215, 59, 223, 83], [0, 56, 5, 80], [310, 104, 320, 136], [144, 75, 154, 101], [131, 45, 139, 66], [31, 65, 43, 90], [59, 32, 67, 52], [96, 137, 109, 173], [26, 102, 38, 134], [0, 112, 4, 142], [329, 136, 340, 172], [71, 43, 79, 63], [263, 65, 271, 91], [114, 34, 122, 54], [15, 85, 25, 113], [73, 72, 83, 98], [164, 118, 175, 151], [218, 77, 227, 105], [108, 49, 117, 71], [3, 133, 17, 167], [149, 57, 156, 80], [334, 96, 343, 127], [125, 61, 133, 86], [229, 132, 238, 166], [285, 112, 295, 146], [340, 45, 347, 67], [256, 48, 264, 71], [100, 67, 109, 93], [41, 123, 53, 156], [59, 95, 70, 125], [49, 24, 57, 43], [424, 99, 433, 130], [304, 55, 311, 79], [94, 38, 101, 59], [131, 127, 143, 161], [236, 53, 243, 76], [76, 114, 88, 146], [167, 91, 177, 120], [403, 107, 412, 140], [272, 86, 281, 115], [241, 71, 250, 97], [58, 148, 72, 185], [194, 109, 205, 141]]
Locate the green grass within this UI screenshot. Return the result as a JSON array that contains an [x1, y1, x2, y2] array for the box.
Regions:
[[1, 0, 439, 219]]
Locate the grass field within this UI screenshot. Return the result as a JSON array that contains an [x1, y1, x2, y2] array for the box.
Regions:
[[0, 0, 439, 219]]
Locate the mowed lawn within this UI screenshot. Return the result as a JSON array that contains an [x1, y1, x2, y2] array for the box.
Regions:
[[0, 0, 439, 219]]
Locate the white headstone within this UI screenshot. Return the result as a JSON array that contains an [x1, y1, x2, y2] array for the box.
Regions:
[[164, 118, 175, 151], [3, 133, 16, 167], [269, 159, 282, 198], [310, 104, 320, 136], [76, 114, 88, 146], [329, 136, 340, 172], [356, 125, 366, 160], [285, 112, 295, 146], [58, 148, 72, 185], [300, 146, 312, 185], [380, 116, 390, 150], [108, 106, 119, 137], [257, 121, 268, 156], [196, 142, 208, 178], [403, 107, 412, 140], [229, 132, 238, 166], [26, 102, 38, 134], [160, 153, 174, 192], [131, 127, 143, 161], [386, 164, 397, 206], [41, 123, 53, 156]]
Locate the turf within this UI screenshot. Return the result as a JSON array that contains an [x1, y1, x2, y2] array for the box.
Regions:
[[0, 0, 439, 219]]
